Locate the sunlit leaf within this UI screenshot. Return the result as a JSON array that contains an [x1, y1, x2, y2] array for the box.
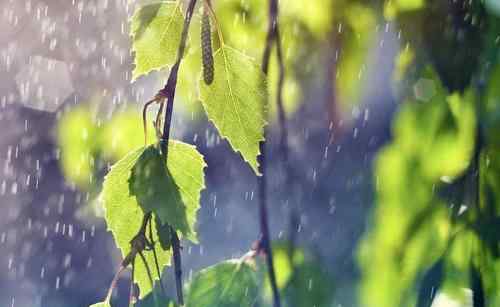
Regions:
[[384, 0, 425, 20], [130, 2, 184, 81], [185, 259, 259, 307], [136, 285, 178, 307], [199, 45, 267, 175], [260, 241, 334, 307], [130, 142, 206, 242], [89, 301, 111, 307], [283, 262, 334, 307], [102, 147, 172, 299]]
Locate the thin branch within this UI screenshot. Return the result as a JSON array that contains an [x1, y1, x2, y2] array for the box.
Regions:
[[155, 0, 198, 304], [105, 265, 127, 303], [258, 0, 282, 307], [159, 0, 198, 157], [171, 228, 184, 305]]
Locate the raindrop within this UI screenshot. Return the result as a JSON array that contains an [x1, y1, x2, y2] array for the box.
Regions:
[[63, 253, 72, 268], [55, 276, 61, 290]]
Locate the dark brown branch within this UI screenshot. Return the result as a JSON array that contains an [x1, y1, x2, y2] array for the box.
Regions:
[[122, 212, 152, 267], [156, 0, 198, 304], [159, 0, 198, 156], [258, 0, 282, 307], [171, 228, 184, 305]]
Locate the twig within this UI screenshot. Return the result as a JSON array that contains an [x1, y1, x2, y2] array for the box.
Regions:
[[258, 1, 283, 307], [171, 228, 184, 305], [105, 265, 127, 303], [159, 0, 198, 156]]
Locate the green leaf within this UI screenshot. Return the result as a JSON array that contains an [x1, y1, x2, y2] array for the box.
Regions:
[[185, 259, 259, 307], [130, 142, 206, 242], [260, 241, 334, 307], [393, 68, 476, 181], [130, 2, 184, 81], [199, 45, 267, 175], [357, 68, 477, 307], [336, 4, 377, 112], [102, 147, 172, 299], [384, 0, 425, 20], [283, 262, 334, 307], [136, 285, 178, 307], [89, 301, 111, 307], [103, 141, 205, 294], [154, 215, 172, 250]]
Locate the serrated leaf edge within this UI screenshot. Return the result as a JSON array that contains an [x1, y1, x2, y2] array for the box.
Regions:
[[130, 1, 183, 82], [199, 45, 268, 176]]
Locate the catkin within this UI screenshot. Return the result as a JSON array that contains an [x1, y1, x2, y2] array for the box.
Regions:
[[201, 8, 214, 85]]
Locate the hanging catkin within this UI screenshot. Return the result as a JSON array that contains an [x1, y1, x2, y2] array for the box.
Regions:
[[201, 8, 214, 85]]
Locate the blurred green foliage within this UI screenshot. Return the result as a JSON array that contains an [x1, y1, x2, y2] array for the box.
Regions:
[[359, 1, 500, 306], [57, 0, 500, 306], [261, 242, 335, 307], [359, 68, 477, 307], [57, 106, 99, 188], [57, 107, 156, 190]]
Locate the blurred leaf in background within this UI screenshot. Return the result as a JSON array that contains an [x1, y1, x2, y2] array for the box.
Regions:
[[336, 3, 378, 113], [185, 258, 260, 307], [58, 106, 100, 189], [261, 241, 335, 307], [358, 68, 477, 307]]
